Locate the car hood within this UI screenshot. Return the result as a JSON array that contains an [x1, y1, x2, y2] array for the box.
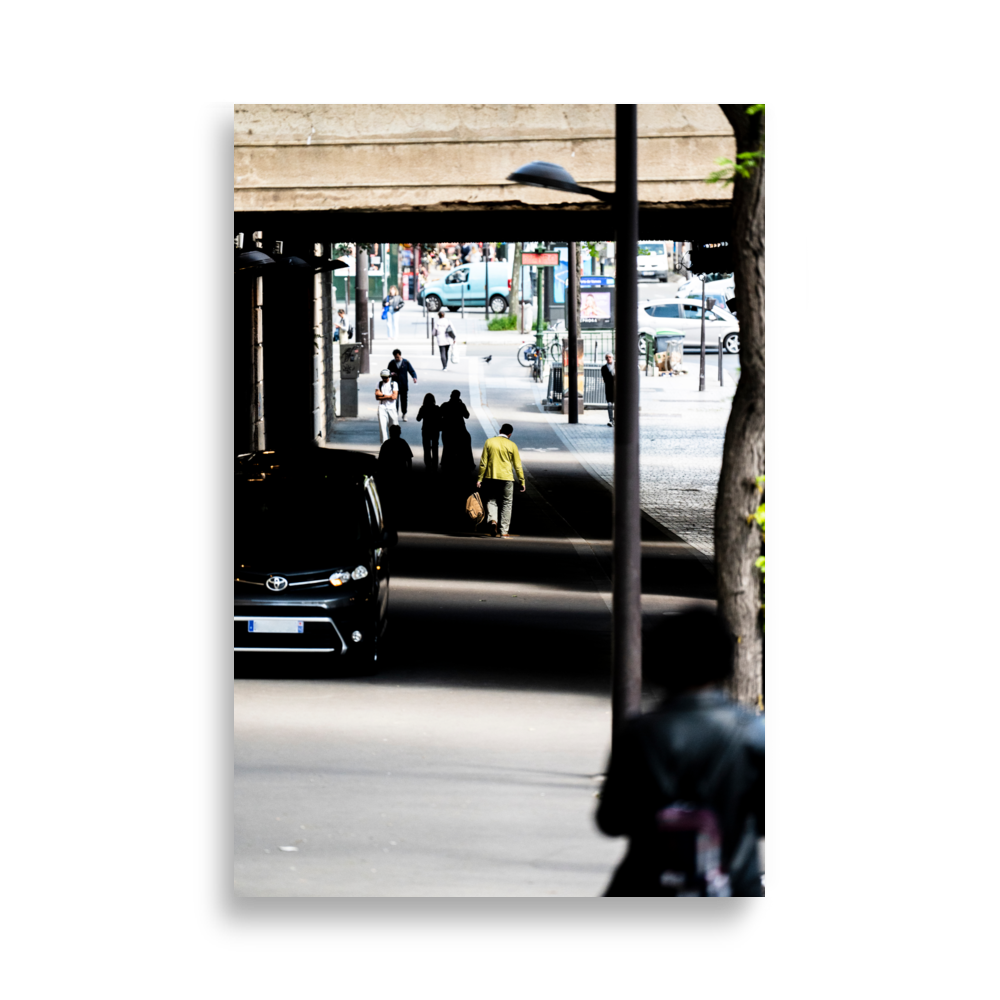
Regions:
[[236, 531, 368, 573]]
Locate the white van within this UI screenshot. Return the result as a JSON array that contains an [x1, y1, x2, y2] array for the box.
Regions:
[[637, 241, 672, 281], [418, 260, 514, 313]]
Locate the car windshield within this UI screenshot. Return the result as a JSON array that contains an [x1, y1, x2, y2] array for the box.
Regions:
[[236, 468, 364, 566], [638, 243, 664, 255]]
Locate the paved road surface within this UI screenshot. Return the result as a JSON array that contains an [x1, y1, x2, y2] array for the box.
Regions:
[[235, 290, 727, 897]]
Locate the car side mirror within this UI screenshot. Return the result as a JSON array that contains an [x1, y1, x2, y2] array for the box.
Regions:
[[382, 527, 398, 548]]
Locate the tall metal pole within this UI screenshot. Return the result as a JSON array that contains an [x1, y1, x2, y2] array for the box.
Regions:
[[567, 241, 580, 424], [484, 243, 489, 323], [699, 274, 706, 391], [612, 104, 642, 731], [357, 247, 370, 375]]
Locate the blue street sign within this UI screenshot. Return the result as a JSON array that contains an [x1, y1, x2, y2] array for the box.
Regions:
[[581, 276, 614, 287]]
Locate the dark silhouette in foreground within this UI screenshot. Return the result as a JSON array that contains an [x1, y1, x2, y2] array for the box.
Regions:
[[596, 609, 764, 896], [376, 425, 412, 524], [415, 392, 440, 472]]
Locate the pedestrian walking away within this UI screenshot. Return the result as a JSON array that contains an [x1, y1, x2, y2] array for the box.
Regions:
[[595, 609, 765, 897], [375, 368, 399, 444], [415, 392, 441, 472], [601, 353, 615, 426], [382, 284, 403, 340], [387, 349, 418, 422], [439, 388, 474, 481], [476, 422, 526, 537], [376, 424, 413, 523], [432, 310, 455, 369]]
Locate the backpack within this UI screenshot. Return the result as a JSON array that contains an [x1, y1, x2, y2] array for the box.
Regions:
[[642, 724, 745, 897]]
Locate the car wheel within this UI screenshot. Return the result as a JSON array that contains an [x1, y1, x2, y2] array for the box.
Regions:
[[424, 294, 442, 312], [658, 276, 668, 282], [489, 294, 508, 314], [723, 332, 740, 354]]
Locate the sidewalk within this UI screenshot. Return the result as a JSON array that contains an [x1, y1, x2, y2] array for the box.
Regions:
[[532, 362, 734, 558], [330, 302, 735, 559]]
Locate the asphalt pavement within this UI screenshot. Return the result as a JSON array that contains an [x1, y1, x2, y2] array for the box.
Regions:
[[234, 282, 733, 896]]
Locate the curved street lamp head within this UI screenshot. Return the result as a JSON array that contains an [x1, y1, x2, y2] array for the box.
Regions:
[[235, 249, 276, 272], [507, 160, 616, 204], [507, 160, 583, 194]]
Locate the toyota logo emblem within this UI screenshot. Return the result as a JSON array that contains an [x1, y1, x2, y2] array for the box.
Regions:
[[265, 576, 288, 592]]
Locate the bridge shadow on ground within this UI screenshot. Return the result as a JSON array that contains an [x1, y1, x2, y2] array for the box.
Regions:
[[235, 461, 716, 695]]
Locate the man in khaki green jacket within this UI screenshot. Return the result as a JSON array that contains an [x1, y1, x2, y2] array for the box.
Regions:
[[476, 422, 525, 537]]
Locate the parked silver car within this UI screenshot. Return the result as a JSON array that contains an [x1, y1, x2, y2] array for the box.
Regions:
[[638, 298, 740, 354]]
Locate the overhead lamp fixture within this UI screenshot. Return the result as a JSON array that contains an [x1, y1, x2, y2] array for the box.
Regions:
[[268, 250, 350, 273], [506, 161, 615, 204], [235, 249, 275, 271]]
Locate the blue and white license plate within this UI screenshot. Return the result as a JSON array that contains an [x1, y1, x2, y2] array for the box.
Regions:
[[248, 619, 304, 634]]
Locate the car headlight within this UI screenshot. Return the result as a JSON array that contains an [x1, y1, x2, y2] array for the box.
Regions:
[[329, 570, 351, 587], [351, 565, 369, 580]]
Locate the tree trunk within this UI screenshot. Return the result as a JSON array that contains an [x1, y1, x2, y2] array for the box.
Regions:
[[715, 105, 765, 709], [511, 241, 523, 328]]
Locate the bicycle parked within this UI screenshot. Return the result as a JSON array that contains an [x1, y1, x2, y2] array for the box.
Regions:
[[515, 339, 561, 368]]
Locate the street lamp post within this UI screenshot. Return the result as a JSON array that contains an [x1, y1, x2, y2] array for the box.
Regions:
[[699, 273, 707, 392], [507, 104, 642, 732], [567, 240, 580, 425]]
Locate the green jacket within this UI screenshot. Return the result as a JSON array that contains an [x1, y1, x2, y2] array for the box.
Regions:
[[477, 435, 525, 484]]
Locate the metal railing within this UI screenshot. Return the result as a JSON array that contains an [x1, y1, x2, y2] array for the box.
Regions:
[[546, 364, 608, 408]]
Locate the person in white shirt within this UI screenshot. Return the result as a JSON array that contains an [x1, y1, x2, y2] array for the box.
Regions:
[[432, 310, 455, 370], [375, 368, 399, 443]]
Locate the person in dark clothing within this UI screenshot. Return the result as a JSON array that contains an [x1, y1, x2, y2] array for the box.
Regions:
[[438, 389, 475, 491], [596, 609, 764, 896], [415, 392, 441, 472], [387, 349, 418, 422], [600, 353, 615, 427], [376, 425, 413, 523]]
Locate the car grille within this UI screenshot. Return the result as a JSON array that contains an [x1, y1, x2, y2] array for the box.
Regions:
[[234, 567, 337, 589]]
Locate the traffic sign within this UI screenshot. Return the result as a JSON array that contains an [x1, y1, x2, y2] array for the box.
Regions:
[[522, 251, 560, 266]]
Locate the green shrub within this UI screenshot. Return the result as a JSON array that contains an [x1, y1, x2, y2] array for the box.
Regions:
[[487, 313, 518, 331]]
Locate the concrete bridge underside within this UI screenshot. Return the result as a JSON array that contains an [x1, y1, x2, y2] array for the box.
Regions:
[[235, 104, 734, 243]]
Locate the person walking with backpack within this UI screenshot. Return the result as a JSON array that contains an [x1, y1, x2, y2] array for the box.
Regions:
[[432, 310, 455, 370], [375, 368, 399, 444], [476, 423, 525, 537], [387, 349, 417, 422], [595, 609, 764, 896], [382, 284, 403, 340]]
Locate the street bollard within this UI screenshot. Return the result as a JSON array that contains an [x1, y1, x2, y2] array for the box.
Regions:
[[461, 284, 464, 319], [718, 336, 723, 385]]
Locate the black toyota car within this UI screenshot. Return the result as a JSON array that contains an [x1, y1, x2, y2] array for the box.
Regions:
[[234, 448, 395, 671]]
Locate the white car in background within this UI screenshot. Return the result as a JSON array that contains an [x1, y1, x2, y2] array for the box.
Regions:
[[636, 241, 672, 281], [677, 273, 734, 299], [638, 298, 741, 354]]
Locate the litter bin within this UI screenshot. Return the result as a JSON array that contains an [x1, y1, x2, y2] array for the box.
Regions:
[[653, 332, 684, 373]]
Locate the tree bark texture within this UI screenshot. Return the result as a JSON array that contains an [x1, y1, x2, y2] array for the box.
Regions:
[[511, 241, 523, 330], [716, 105, 765, 708]]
